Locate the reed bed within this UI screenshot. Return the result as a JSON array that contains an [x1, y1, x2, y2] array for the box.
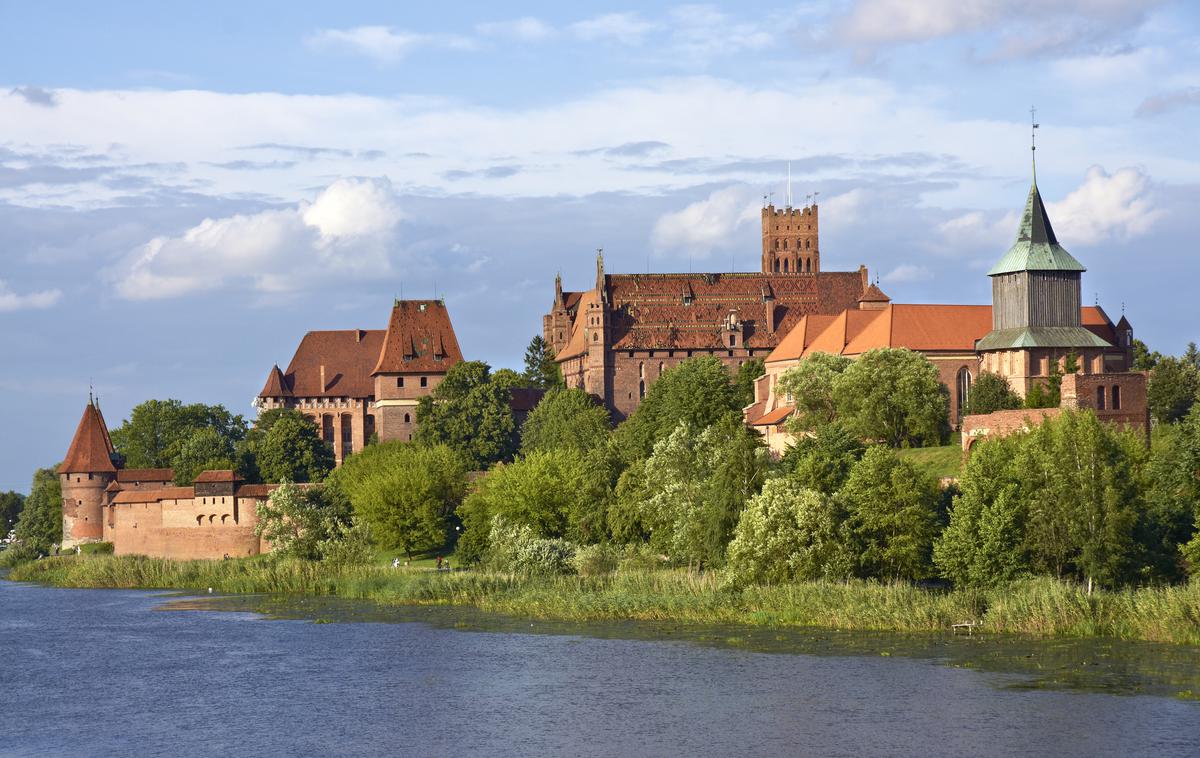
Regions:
[[9, 556, 1200, 645]]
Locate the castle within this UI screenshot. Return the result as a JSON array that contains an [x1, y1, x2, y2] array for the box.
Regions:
[[543, 203, 874, 420], [746, 176, 1148, 455], [58, 400, 277, 557]]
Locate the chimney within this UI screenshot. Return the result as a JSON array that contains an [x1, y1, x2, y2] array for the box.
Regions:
[[319, 365, 326, 392], [764, 300, 776, 334], [356, 329, 364, 343]]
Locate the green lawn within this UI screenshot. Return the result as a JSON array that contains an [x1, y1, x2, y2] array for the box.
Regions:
[[896, 444, 964, 479]]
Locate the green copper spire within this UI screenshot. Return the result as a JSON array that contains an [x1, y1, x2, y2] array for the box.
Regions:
[[986, 182, 1086, 276]]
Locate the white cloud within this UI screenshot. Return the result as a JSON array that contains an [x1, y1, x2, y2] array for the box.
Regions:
[[882, 264, 932, 283], [476, 17, 554, 41], [1048, 165, 1164, 244], [938, 209, 1017, 247], [306, 26, 474, 63], [667, 5, 776, 61], [570, 13, 657, 44], [111, 178, 403, 299], [1051, 46, 1165, 85], [651, 186, 760, 255], [0, 280, 62, 312]]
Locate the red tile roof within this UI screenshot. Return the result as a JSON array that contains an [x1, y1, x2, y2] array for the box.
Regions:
[[193, 470, 243, 483], [1081, 305, 1117, 343], [58, 403, 117, 474], [858, 283, 891, 304], [372, 300, 464, 375], [117, 468, 174, 483], [235, 484, 280, 498], [749, 406, 794, 426], [268, 328, 386, 399], [259, 364, 291, 398], [111, 487, 195, 504], [765, 314, 838, 363]]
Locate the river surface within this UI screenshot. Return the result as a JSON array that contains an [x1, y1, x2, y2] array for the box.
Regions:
[[1, 579, 1199, 757]]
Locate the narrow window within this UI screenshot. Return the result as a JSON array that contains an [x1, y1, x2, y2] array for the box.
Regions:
[[1112, 385, 1121, 410], [728, 335, 736, 347], [404, 413, 410, 423], [1096, 385, 1106, 410], [420, 376, 428, 388], [397, 377, 404, 388]]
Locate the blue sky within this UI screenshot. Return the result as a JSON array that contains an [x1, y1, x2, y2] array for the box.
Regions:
[[2, 0, 1199, 491]]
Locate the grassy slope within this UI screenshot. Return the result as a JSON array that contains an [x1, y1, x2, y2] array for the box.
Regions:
[[896, 444, 964, 479], [9, 556, 1200, 645]]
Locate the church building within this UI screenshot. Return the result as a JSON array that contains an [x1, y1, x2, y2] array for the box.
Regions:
[[544, 202, 875, 420]]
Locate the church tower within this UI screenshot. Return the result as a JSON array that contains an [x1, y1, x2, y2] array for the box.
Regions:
[[761, 203, 819, 274], [58, 399, 120, 548]]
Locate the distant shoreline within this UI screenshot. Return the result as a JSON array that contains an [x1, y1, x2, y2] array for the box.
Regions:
[[8, 555, 1200, 646]]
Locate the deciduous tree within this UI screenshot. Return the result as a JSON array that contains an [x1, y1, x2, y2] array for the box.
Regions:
[[777, 353, 853, 434], [963, 371, 1022, 416], [415, 360, 517, 469], [520, 387, 611, 455], [256, 411, 335, 483], [832, 348, 949, 448]]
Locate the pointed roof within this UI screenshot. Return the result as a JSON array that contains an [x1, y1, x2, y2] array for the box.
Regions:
[[59, 402, 117, 474], [372, 300, 464, 375], [258, 364, 291, 398], [858, 283, 891, 304], [988, 183, 1086, 276]]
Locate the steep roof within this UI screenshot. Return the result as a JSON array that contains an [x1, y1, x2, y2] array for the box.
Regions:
[[764, 314, 838, 364], [116, 468, 174, 483], [802, 309, 881, 356], [857, 283, 891, 305], [988, 183, 1086, 276], [749, 406, 794, 426], [372, 300, 464, 375], [259, 365, 291, 398], [268, 329, 386, 399], [58, 402, 117, 474], [556, 289, 602, 361]]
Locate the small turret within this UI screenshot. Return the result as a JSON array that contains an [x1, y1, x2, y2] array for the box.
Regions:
[[58, 400, 119, 548]]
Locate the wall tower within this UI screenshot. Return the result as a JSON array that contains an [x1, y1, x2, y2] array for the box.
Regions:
[[58, 399, 120, 549], [761, 203, 819, 274]]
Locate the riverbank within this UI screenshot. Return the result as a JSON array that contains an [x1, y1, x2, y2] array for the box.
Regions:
[[8, 555, 1200, 644]]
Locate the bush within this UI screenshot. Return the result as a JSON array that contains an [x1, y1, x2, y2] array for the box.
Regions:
[[79, 542, 114, 555], [486, 516, 576, 576], [573, 543, 620, 576]]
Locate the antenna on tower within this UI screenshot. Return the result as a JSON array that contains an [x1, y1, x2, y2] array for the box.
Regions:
[[89, 379, 94, 406], [1030, 105, 1040, 182], [762, 193, 768, 209], [768, 191, 775, 207], [805, 193, 813, 208], [812, 191, 820, 206], [786, 161, 793, 209]]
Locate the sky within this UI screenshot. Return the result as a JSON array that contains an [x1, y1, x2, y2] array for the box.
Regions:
[[2, 0, 1199, 492]]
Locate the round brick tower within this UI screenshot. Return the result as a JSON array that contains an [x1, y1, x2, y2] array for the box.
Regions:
[[58, 400, 118, 548]]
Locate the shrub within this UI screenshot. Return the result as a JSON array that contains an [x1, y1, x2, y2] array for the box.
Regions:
[[486, 516, 577, 576]]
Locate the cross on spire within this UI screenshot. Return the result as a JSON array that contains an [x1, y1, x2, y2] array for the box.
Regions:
[[1030, 105, 1040, 182]]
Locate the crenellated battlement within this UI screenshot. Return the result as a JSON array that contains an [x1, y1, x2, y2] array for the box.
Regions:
[[761, 203, 820, 274]]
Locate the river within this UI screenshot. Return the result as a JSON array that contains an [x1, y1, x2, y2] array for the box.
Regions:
[[1, 578, 1198, 757]]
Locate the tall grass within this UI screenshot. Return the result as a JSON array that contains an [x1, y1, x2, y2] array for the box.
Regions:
[[9, 556, 1200, 645]]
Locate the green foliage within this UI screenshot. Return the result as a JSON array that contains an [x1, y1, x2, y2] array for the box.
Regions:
[[519, 387, 611, 455], [458, 448, 612, 563], [1147, 356, 1200, 425], [1131, 338, 1162, 371], [1144, 409, 1200, 578], [110, 399, 247, 469], [1026, 354, 1079, 409], [620, 414, 767, 568], [0, 490, 25, 534], [172, 427, 237, 485], [490, 368, 528, 390], [255, 410, 335, 483], [612, 356, 742, 462], [734, 357, 766, 407], [8, 468, 62, 559], [832, 348, 949, 447], [964, 371, 1022, 416], [254, 482, 341, 560], [415, 360, 517, 469], [523, 335, 564, 390], [777, 352, 853, 434], [838, 446, 943, 580], [329, 441, 467, 557], [317, 518, 376, 567], [485, 516, 577, 575], [781, 422, 865, 495], [726, 478, 855, 585]]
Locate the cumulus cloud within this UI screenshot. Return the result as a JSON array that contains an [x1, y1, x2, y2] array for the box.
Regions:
[[476, 17, 554, 41], [0, 280, 62, 312], [882, 264, 932, 283], [306, 26, 474, 63], [111, 178, 403, 299], [651, 186, 760, 255], [1048, 165, 1163, 244]]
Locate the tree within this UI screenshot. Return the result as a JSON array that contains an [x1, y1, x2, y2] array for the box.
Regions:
[[8, 468, 62, 558], [726, 479, 854, 585], [0, 491, 24, 535], [1025, 353, 1079, 409], [777, 353, 853, 434], [838, 446, 942, 580], [934, 435, 1028, 588], [1148, 356, 1200, 425], [256, 410, 335, 483], [415, 361, 517, 469], [1141, 415, 1200, 581], [457, 448, 612, 564], [963, 371, 1022, 416], [523, 335, 564, 390], [490, 368, 529, 390], [254, 482, 344, 560], [781, 422, 865, 495], [612, 356, 742, 462], [172, 427, 237, 485], [330, 441, 467, 558], [734, 358, 766, 408], [110, 399, 247, 469], [1131, 338, 1162, 371], [520, 387, 611, 455], [832, 348, 949, 448]]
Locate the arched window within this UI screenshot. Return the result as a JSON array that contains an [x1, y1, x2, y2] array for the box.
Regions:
[[783, 239, 789, 249], [1096, 385, 1106, 410], [1112, 385, 1121, 410], [956, 367, 972, 421], [196, 515, 203, 526], [658, 362, 664, 376], [639, 361, 645, 378], [638, 380, 645, 399], [783, 259, 789, 273], [774, 259, 780, 272], [806, 239, 811, 249], [403, 413, 410, 423], [728, 335, 736, 347], [774, 239, 780, 250]]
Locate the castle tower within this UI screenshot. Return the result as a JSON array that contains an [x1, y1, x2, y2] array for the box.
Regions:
[[543, 272, 572, 354], [58, 400, 120, 548], [762, 203, 819, 274], [583, 250, 612, 404]]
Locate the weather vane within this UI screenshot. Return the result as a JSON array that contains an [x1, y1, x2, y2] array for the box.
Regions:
[[1030, 105, 1040, 181]]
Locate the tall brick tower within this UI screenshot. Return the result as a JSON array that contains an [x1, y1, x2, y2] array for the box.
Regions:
[[762, 203, 819, 274], [583, 250, 612, 401], [58, 399, 120, 549]]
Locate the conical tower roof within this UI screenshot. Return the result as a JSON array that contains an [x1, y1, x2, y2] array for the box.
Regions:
[[258, 364, 291, 397], [987, 182, 1086, 276], [58, 401, 117, 474]]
